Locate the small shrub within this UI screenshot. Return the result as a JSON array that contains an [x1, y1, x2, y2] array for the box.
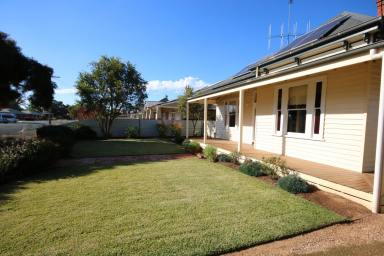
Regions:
[[169, 123, 184, 144], [0, 138, 59, 183], [126, 126, 139, 138], [277, 174, 310, 194], [169, 123, 182, 137], [229, 151, 241, 164], [239, 160, 265, 177], [203, 145, 217, 162], [36, 125, 75, 156], [183, 140, 202, 154], [73, 125, 97, 140], [261, 156, 289, 179], [156, 123, 167, 137], [182, 139, 190, 148], [217, 154, 232, 162], [173, 135, 185, 144], [36, 125, 74, 139]]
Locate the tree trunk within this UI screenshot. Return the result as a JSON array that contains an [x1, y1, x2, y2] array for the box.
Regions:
[[192, 120, 197, 136]]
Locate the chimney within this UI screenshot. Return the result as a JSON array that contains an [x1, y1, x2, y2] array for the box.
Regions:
[[378, 0, 384, 16]]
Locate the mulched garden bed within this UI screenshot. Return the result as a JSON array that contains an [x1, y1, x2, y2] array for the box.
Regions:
[[216, 159, 370, 220]]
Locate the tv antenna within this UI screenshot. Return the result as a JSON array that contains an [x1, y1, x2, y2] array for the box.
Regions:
[[267, 0, 311, 50]]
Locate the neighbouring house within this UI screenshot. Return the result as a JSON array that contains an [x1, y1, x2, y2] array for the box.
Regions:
[[144, 99, 216, 122], [142, 101, 161, 119], [187, 6, 384, 212], [148, 100, 182, 121]]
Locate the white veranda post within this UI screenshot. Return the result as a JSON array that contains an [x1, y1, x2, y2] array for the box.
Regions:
[[186, 102, 189, 139], [238, 90, 244, 152], [155, 106, 160, 120], [203, 98, 208, 144], [373, 55, 384, 213]]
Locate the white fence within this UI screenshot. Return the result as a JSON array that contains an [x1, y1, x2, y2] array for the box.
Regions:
[[0, 123, 43, 138], [79, 118, 213, 138], [0, 120, 77, 138], [0, 119, 214, 139]]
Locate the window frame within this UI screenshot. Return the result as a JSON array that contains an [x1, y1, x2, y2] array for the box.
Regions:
[[224, 99, 238, 129], [273, 88, 283, 136], [170, 112, 176, 121], [286, 84, 308, 137], [311, 80, 327, 139], [273, 76, 327, 140]]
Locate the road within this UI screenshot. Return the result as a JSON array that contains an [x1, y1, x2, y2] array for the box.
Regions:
[[0, 120, 77, 137]]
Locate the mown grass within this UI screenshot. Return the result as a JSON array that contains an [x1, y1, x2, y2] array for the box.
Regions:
[[0, 158, 344, 255], [71, 138, 185, 157]]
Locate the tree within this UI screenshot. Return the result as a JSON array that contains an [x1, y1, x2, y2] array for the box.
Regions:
[[68, 103, 96, 120], [50, 100, 70, 119], [76, 56, 147, 137], [178, 85, 203, 136], [159, 95, 169, 102], [0, 32, 56, 109]]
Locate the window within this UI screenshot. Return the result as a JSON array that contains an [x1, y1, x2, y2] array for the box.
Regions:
[[313, 82, 323, 135], [274, 78, 326, 139], [287, 85, 307, 133], [170, 112, 176, 121], [227, 101, 236, 127], [276, 89, 282, 132]]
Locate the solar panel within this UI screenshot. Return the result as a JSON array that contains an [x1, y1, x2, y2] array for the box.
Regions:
[[233, 64, 254, 77], [276, 14, 350, 55], [233, 14, 350, 79]]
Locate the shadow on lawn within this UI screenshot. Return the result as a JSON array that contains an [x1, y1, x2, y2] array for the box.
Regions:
[[0, 154, 191, 204], [70, 138, 186, 158]]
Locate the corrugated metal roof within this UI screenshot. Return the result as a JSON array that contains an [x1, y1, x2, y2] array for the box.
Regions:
[[191, 12, 379, 99]]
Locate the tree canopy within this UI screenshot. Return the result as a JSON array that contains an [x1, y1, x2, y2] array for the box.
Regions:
[[76, 56, 147, 137], [68, 103, 96, 120], [50, 100, 70, 119], [0, 32, 56, 109]]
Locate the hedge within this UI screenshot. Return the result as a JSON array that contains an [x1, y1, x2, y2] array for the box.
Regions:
[[36, 125, 75, 156], [0, 138, 60, 183]]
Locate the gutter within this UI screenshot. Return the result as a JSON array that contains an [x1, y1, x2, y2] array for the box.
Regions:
[[189, 41, 384, 100]]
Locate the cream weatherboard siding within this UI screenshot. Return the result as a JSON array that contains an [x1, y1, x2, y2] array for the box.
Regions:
[[213, 91, 254, 144], [215, 104, 227, 139], [212, 62, 377, 173], [242, 90, 255, 144], [363, 60, 381, 172]]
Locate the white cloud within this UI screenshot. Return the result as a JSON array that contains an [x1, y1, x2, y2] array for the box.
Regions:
[[147, 76, 208, 91], [54, 76, 209, 97], [55, 88, 77, 94]]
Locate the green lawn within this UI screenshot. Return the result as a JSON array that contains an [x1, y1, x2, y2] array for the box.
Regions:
[[0, 157, 344, 255], [71, 138, 185, 157]]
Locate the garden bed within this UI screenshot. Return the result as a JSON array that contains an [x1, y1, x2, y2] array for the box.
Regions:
[[216, 159, 370, 220]]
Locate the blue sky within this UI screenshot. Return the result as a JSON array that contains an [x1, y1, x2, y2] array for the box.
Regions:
[[1, 0, 376, 105]]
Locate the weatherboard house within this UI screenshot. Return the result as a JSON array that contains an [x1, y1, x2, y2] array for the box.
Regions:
[[187, 9, 384, 213]]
